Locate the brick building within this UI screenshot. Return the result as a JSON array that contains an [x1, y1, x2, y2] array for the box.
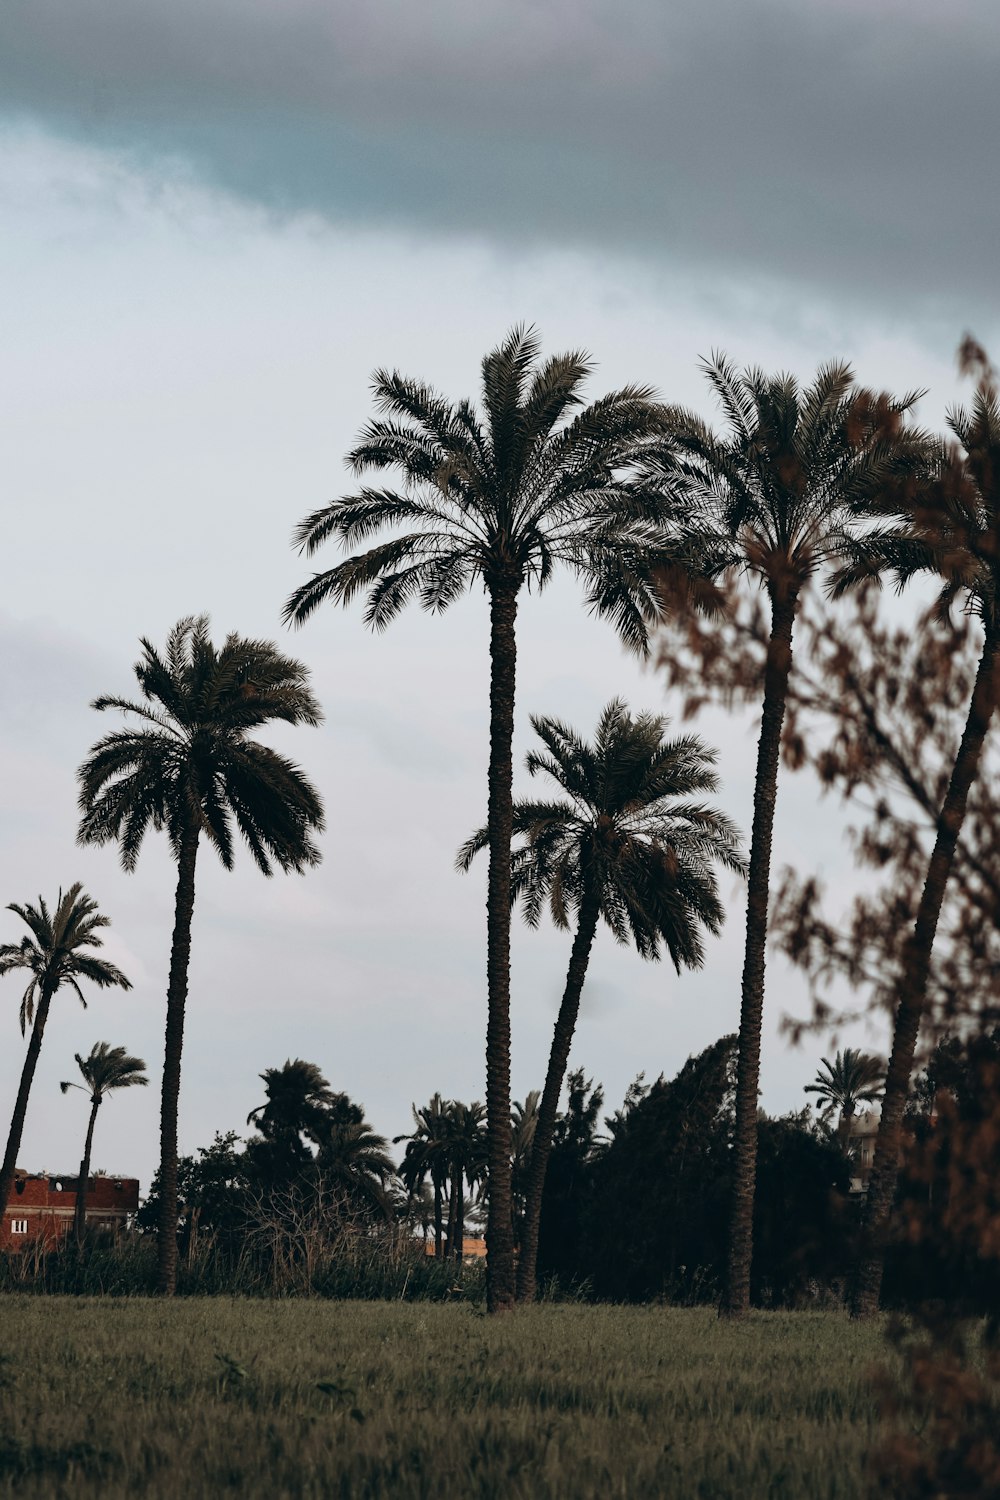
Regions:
[[1, 1171, 139, 1249]]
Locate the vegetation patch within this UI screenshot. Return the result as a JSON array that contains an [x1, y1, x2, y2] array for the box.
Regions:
[[0, 1298, 886, 1499]]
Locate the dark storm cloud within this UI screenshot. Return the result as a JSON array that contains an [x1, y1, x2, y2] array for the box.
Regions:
[[2, 0, 998, 309]]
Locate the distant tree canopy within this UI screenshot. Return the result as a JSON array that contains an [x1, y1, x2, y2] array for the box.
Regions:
[[140, 1067, 392, 1245], [535, 1037, 852, 1307], [133, 1034, 997, 1312]]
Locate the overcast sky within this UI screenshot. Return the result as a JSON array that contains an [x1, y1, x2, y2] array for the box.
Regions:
[[1, 1, 998, 1188]]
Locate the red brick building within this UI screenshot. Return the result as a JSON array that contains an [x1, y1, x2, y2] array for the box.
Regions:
[[1, 1171, 139, 1249]]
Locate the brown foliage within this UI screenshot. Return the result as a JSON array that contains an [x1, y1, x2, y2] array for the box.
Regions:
[[869, 1066, 1000, 1494]]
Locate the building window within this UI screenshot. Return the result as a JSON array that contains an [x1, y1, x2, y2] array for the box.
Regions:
[[10, 1219, 28, 1235]]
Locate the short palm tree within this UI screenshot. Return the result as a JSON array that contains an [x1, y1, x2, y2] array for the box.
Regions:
[[646, 356, 924, 1316], [459, 698, 746, 1301], [284, 328, 670, 1310], [804, 1049, 883, 1149], [0, 886, 131, 1224], [77, 616, 324, 1295], [60, 1042, 148, 1243], [395, 1094, 450, 1259], [832, 378, 1000, 1316]]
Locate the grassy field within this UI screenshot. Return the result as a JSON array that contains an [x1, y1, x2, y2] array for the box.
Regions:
[[0, 1298, 887, 1498]]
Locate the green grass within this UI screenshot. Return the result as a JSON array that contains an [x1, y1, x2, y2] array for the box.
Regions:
[[0, 1299, 886, 1498]]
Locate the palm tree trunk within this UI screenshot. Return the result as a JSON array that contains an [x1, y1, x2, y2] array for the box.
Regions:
[[484, 579, 520, 1312], [433, 1177, 444, 1260], [74, 1096, 101, 1245], [0, 984, 55, 1223], [721, 586, 797, 1318], [850, 630, 998, 1318], [455, 1178, 465, 1265], [516, 882, 602, 1303], [839, 1101, 855, 1154], [157, 822, 200, 1296], [446, 1174, 459, 1262]]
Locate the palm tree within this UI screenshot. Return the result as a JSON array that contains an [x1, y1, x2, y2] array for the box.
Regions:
[[315, 1115, 396, 1222], [60, 1042, 148, 1243], [646, 357, 924, 1316], [510, 1090, 540, 1253], [803, 1049, 883, 1149], [0, 886, 131, 1224], [247, 1058, 337, 1180], [831, 378, 1000, 1317], [459, 699, 746, 1301], [395, 1094, 450, 1259], [441, 1100, 487, 1262], [283, 328, 670, 1311], [77, 616, 324, 1295]]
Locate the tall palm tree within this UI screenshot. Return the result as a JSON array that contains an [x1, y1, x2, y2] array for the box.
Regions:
[[832, 381, 1000, 1317], [459, 699, 746, 1301], [283, 328, 670, 1310], [0, 886, 132, 1224], [647, 357, 924, 1316], [60, 1041, 148, 1243], [803, 1049, 883, 1149], [395, 1094, 450, 1259], [77, 616, 324, 1295]]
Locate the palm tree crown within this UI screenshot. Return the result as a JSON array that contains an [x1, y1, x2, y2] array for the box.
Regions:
[[458, 700, 745, 966], [833, 387, 1000, 624], [61, 1041, 149, 1103], [315, 1115, 396, 1219], [247, 1059, 337, 1147], [804, 1049, 883, 1124], [650, 355, 924, 597], [283, 325, 670, 650], [78, 615, 324, 873], [0, 884, 131, 1035]]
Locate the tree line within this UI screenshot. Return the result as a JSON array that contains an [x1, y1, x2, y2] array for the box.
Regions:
[[2, 327, 998, 1321], [19, 1032, 984, 1316]]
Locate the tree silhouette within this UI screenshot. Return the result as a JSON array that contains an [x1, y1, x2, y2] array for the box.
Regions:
[[284, 327, 669, 1310], [459, 698, 744, 1300], [510, 1090, 540, 1253], [830, 353, 1000, 1316], [645, 356, 924, 1315], [315, 1110, 396, 1222], [61, 1041, 148, 1243], [247, 1058, 337, 1183], [77, 617, 324, 1294], [803, 1049, 883, 1148], [395, 1094, 450, 1259], [0, 885, 131, 1224], [441, 1100, 487, 1262]]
